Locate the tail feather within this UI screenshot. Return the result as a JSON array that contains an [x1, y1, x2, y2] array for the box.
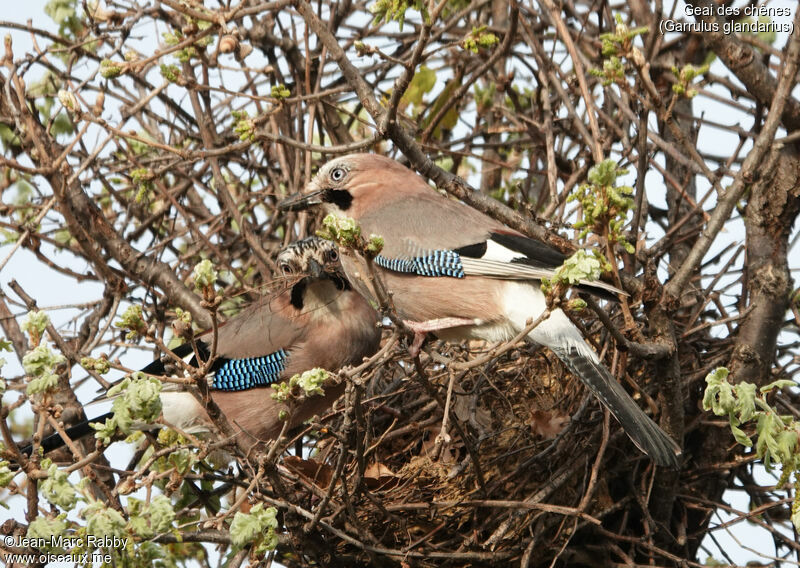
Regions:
[[19, 411, 114, 457], [550, 344, 681, 468]]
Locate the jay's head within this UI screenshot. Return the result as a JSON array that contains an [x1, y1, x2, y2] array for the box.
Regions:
[[276, 237, 345, 283], [279, 154, 433, 219]]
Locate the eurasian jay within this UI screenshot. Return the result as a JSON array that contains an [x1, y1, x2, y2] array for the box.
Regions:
[[27, 237, 381, 455], [280, 154, 681, 468]]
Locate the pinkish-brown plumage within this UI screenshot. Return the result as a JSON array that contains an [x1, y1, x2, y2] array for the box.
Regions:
[[279, 154, 682, 468], [33, 238, 381, 456], [165, 238, 381, 446], [206, 274, 380, 444]]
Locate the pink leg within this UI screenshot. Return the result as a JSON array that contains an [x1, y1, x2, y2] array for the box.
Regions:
[[403, 317, 477, 357], [408, 331, 427, 358]]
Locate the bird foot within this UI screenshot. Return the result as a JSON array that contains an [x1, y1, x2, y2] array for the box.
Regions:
[[403, 317, 477, 334], [408, 331, 427, 358], [403, 317, 476, 358]]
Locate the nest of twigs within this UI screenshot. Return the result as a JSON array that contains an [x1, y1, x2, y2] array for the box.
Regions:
[[269, 316, 668, 567]]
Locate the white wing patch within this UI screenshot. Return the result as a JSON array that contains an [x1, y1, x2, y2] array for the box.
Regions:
[[483, 239, 527, 263], [461, 239, 624, 296]]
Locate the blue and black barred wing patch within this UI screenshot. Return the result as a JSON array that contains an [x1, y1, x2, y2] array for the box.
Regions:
[[375, 249, 465, 278], [211, 349, 288, 391], [373, 255, 417, 274]]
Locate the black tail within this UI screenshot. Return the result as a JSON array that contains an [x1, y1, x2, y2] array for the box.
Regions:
[[16, 346, 199, 458], [551, 344, 682, 468], [18, 411, 114, 457]]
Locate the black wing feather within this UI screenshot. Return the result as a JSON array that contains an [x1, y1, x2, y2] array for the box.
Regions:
[[490, 231, 566, 268], [453, 241, 488, 258]]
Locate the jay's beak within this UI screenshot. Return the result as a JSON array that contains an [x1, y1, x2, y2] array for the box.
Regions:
[[278, 189, 325, 212], [306, 257, 324, 279]]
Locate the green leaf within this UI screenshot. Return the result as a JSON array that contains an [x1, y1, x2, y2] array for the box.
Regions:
[[53, 228, 75, 248], [0, 124, 21, 151], [230, 503, 279, 552], [51, 112, 75, 136], [80, 356, 111, 374], [755, 412, 781, 468], [555, 250, 602, 285], [127, 131, 157, 156], [271, 381, 291, 403], [26, 371, 60, 394], [92, 375, 163, 442], [366, 235, 384, 255], [168, 447, 195, 474], [0, 460, 15, 487], [41, 460, 79, 509], [316, 214, 362, 248], [421, 78, 460, 139], [111, 375, 162, 421], [401, 66, 436, 109], [733, 381, 757, 423], [670, 63, 709, 100], [83, 502, 127, 541], [730, 423, 752, 448], [760, 379, 796, 393], [292, 368, 328, 397], [702, 367, 732, 415], [114, 305, 146, 340], [369, 0, 428, 30], [21, 310, 50, 338], [27, 515, 69, 552], [23, 344, 65, 395], [774, 430, 798, 463], [162, 30, 182, 46], [90, 415, 118, 446], [567, 298, 587, 311], [127, 495, 175, 538], [587, 159, 623, 186], [192, 258, 218, 289], [461, 26, 499, 53]]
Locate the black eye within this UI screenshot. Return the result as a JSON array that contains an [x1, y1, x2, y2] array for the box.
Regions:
[[330, 167, 346, 182], [280, 262, 293, 275], [327, 249, 339, 262]]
